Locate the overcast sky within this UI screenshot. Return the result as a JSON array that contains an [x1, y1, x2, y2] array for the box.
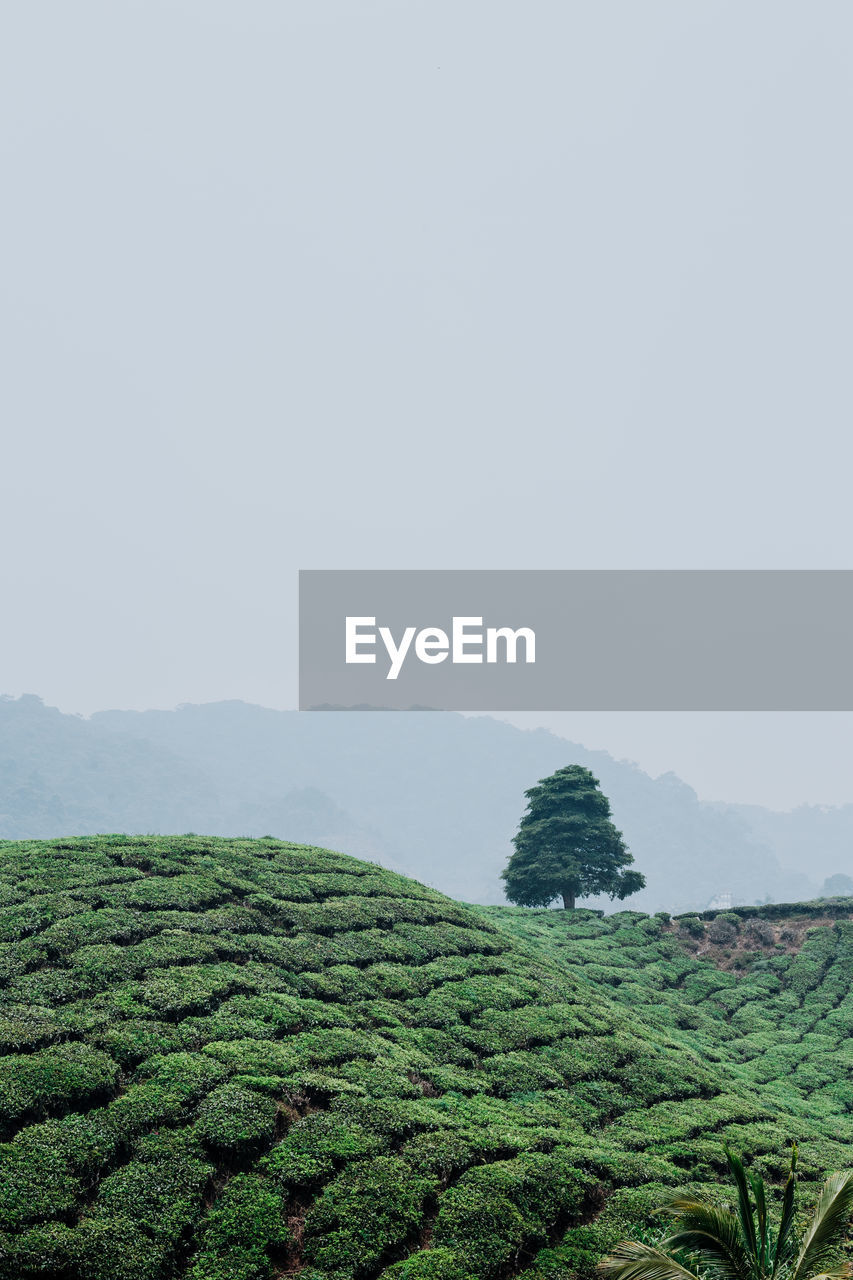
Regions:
[[2, 2, 852, 810]]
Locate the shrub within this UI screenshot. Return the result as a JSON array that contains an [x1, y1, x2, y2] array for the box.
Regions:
[[745, 918, 776, 947], [76, 1142, 210, 1280], [431, 1153, 592, 1276], [195, 1084, 278, 1155], [382, 1248, 477, 1279], [708, 917, 738, 945], [189, 1173, 291, 1280], [263, 1110, 387, 1188], [0, 1043, 119, 1135], [303, 1157, 433, 1276]]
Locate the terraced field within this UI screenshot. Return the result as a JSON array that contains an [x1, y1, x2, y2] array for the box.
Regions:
[[0, 836, 850, 1280], [487, 902, 853, 1153]]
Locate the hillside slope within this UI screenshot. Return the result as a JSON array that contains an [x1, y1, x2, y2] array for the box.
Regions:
[[0, 837, 850, 1280], [487, 902, 853, 1146]]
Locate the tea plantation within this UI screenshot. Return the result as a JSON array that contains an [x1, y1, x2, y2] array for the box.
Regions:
[[486, 901, 853, 1147], [0, 836, 850, 1280]]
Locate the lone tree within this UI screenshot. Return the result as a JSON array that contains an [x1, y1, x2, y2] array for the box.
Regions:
[[501, 765, 644, 910]]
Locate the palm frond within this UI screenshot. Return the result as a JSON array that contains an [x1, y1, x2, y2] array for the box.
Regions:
[[598, 1240, 703, 1280], [772, 1145, 799, 1276], [601, 1148, 853, 1280], [667, 1197, 718, 1216], [750, 1173, 768, 1272], [790, 1171, 853, 1280], [725, 1147, 759, 1264], [662, 1198, 753, 1280]]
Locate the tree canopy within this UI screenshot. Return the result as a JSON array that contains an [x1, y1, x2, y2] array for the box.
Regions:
[[501, 764, 645, 910]]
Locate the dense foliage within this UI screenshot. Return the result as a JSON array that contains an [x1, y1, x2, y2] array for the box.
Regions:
[[502, 768, 644, 910], [0, 837, 851, 1280]]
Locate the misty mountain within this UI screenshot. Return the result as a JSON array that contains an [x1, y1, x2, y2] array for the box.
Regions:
[[713, 800, 853, 889], [1, 694, 832, 912], [0, 695, 383, 864]]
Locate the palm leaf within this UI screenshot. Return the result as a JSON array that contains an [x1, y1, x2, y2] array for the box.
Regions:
[[601, 1150, 853, 1280], [750, 1173, 768, 1272], [724, 1147, 759, 1265], [663, 1198, 753, 1280], [598, 1240, 702, 1280], [791, 1172, 853, 1280], [772, 1145, 799, 1276]]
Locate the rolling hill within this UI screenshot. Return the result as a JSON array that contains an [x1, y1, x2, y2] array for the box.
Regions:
[[1, 835, 852, 1280]]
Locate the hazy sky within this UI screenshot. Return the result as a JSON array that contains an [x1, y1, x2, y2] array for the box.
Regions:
[[2, 3, 852, 810]]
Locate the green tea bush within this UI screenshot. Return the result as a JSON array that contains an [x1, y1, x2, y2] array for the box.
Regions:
[[195, 1084, 278, 1155], [263, 1109, 387, 1187], [381, 1248, 477, 1279], [432, 1152, 592, 1276], [303, 1156, 433, 1276], [188, 1173, 291, 1280], [0, 1042, 118, 1135]]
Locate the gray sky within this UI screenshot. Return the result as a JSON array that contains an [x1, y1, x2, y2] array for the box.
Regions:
[[2, 2, 852, 810], [494, 713, 853, 810]]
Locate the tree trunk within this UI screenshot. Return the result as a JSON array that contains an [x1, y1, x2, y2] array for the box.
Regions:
[[561, 891, 576, 911]]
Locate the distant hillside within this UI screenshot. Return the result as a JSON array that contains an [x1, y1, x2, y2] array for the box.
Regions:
[[719, 800, 853, 888], [0, 695, 840, 911], [0, 835, 850, 1280], [0, 695, 385, 866]]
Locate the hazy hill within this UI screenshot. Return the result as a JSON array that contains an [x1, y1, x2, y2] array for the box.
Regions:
[[0, 835, 850, 1280], [90, 700, 815, 912], [0, 695, 383, 866], [0, 694, 840, 912], [721, 801, 853, 888]]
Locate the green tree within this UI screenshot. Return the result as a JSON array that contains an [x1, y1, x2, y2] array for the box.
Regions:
[[599, 1145, 853, 1280], [501, 765, 644, 910]]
